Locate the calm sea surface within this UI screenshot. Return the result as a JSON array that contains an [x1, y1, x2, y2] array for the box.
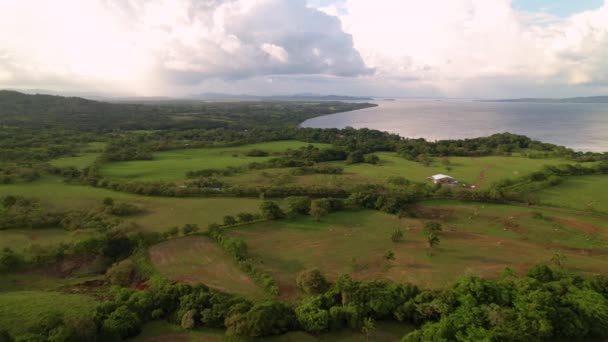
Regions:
[[302, 99, 608, 152]]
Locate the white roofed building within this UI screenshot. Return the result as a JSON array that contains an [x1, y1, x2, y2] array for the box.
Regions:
[[428, 174, 458, 185]]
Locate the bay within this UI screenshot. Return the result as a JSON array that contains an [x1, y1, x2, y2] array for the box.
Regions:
[[302, 99, 608, 152]]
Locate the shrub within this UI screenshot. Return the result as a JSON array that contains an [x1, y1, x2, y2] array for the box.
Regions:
[[296, 268, 329, 294], [260, 201, 285, 220], [286, 196, 311, 215], [106, 259, 137, 286]]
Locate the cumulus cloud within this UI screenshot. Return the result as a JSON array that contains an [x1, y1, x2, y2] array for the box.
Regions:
[[336, 0, 608, 96], [0, 0, 369, 93], [0, 0, 607, 97]]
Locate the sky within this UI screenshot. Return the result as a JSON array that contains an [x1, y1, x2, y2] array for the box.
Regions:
[[0, 0, 607, 98]]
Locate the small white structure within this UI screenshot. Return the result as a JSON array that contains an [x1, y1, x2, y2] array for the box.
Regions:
[[428, 174, 458, 185]]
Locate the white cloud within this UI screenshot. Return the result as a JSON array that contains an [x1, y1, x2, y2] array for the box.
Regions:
[[261, 43, 289, 63], [0, 0, 369, 94], [336, 0, 608, 96], [0, 0, 607, 97]]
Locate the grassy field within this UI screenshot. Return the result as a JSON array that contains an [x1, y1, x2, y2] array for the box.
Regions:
[[222, 153, 577, 190], [132, 320, 413, 341], [100, 141, 330, 182], [49, 142, 105, 169], [340, 153, 574, 188], [226, 203, 608, 297], [0, 176, 264, 232], [0, 228, 98, 254], [0, 291, 98, 336], [149, 236, 266, 298], [538, 175, 608, 213]]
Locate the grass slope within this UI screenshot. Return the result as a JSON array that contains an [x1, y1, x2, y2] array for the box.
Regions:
[[538, 175, 608, 213], [133, 320, 413, 341], [0, 229, 98, 254], [149, 236, 266, 299], [338, 153, 576, 188], [223, 153, 576, 190], [49, 142, 105, 169], [100, 141, 330, 182], [0, 177, 264, 232], [227, 204, 608, 297], [0, 291, 97, 336]]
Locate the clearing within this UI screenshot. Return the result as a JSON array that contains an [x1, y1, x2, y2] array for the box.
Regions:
[[149, 236, 266, 299], [99, 141, 330, 182]]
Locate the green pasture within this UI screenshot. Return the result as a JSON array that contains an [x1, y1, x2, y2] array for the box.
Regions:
[[226, 204, 608, 296], [0, 291, 97, 336], [149, 236, 266, 299], [49, 142, 105, 169], [0, 177, 264, 232], [133, 320, 413, 341], [100, 141, 330, 182], [537, 175, 608, 213], [221, 153, 576, 190], [0, 228, 98, 254], [337, 153, 575, 188]]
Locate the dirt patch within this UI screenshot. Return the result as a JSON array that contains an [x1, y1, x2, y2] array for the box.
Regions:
[[472, 165, 491, 188], [556, 217, 606, 237], [415, 207, 455, 220]]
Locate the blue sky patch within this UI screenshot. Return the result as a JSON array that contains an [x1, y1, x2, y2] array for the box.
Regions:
[[512, 0, 604, 17]]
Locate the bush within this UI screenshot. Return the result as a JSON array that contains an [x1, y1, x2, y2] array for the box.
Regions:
[[106, 259, 137, 286], [223, 215, 237, 226], [286, 196, 311, 215], [310, 199, 331, 221], [181, 224, 200, 235], [296, 268, 329, 294], [181, 309, 196, 330], [391, 229, 404, 243], [260, 201, 285, 220], [236, 212, 256, 223]]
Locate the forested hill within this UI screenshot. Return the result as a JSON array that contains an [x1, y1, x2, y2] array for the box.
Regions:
[[0, 90, 375, 131], [482, 95, 608, 103]]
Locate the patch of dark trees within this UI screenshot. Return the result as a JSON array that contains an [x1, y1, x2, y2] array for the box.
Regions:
[[5, 264, 606, 341]]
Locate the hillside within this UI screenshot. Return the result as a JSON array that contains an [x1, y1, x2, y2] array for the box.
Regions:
[[0, 90, 375, 131]]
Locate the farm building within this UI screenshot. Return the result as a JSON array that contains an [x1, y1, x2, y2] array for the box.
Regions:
[[428, 174, 458, 185]]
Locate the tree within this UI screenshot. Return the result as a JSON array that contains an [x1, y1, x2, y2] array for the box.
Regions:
[[260, 201, 285, 220], [364, 154, 380, 164], [106, 259, 136, 286], [384, 250, 395, 261], [424, 221, 442, 234], [1, 195, 16, 208], [163, 226, 179, 239], [101, 306, 142, 339], [361, 317, 376, 342], [0, 330, 12, 342], [181, 309, 196, 330], [416, 154, 433, 167], [441, 157, 451, 171], [226, 301, 295, 337], [0, 247, 22, 273], [426, 232, 440, 252], [223, 215, 237, 226], [237, 212, 255, 223], [310, 199, 331, 221], [551, 253, 567, 268], [182, 224, 200, 235], [286, 196, 311, 215], [391, 229, 404, 243], [102, 197, 114, 206], [296, 297, 330, 333], [347, 151, 365, 164], [296, 269, 329, 294]]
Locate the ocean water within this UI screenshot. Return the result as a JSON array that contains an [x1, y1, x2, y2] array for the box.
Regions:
[[302, 99, 608, 152]]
